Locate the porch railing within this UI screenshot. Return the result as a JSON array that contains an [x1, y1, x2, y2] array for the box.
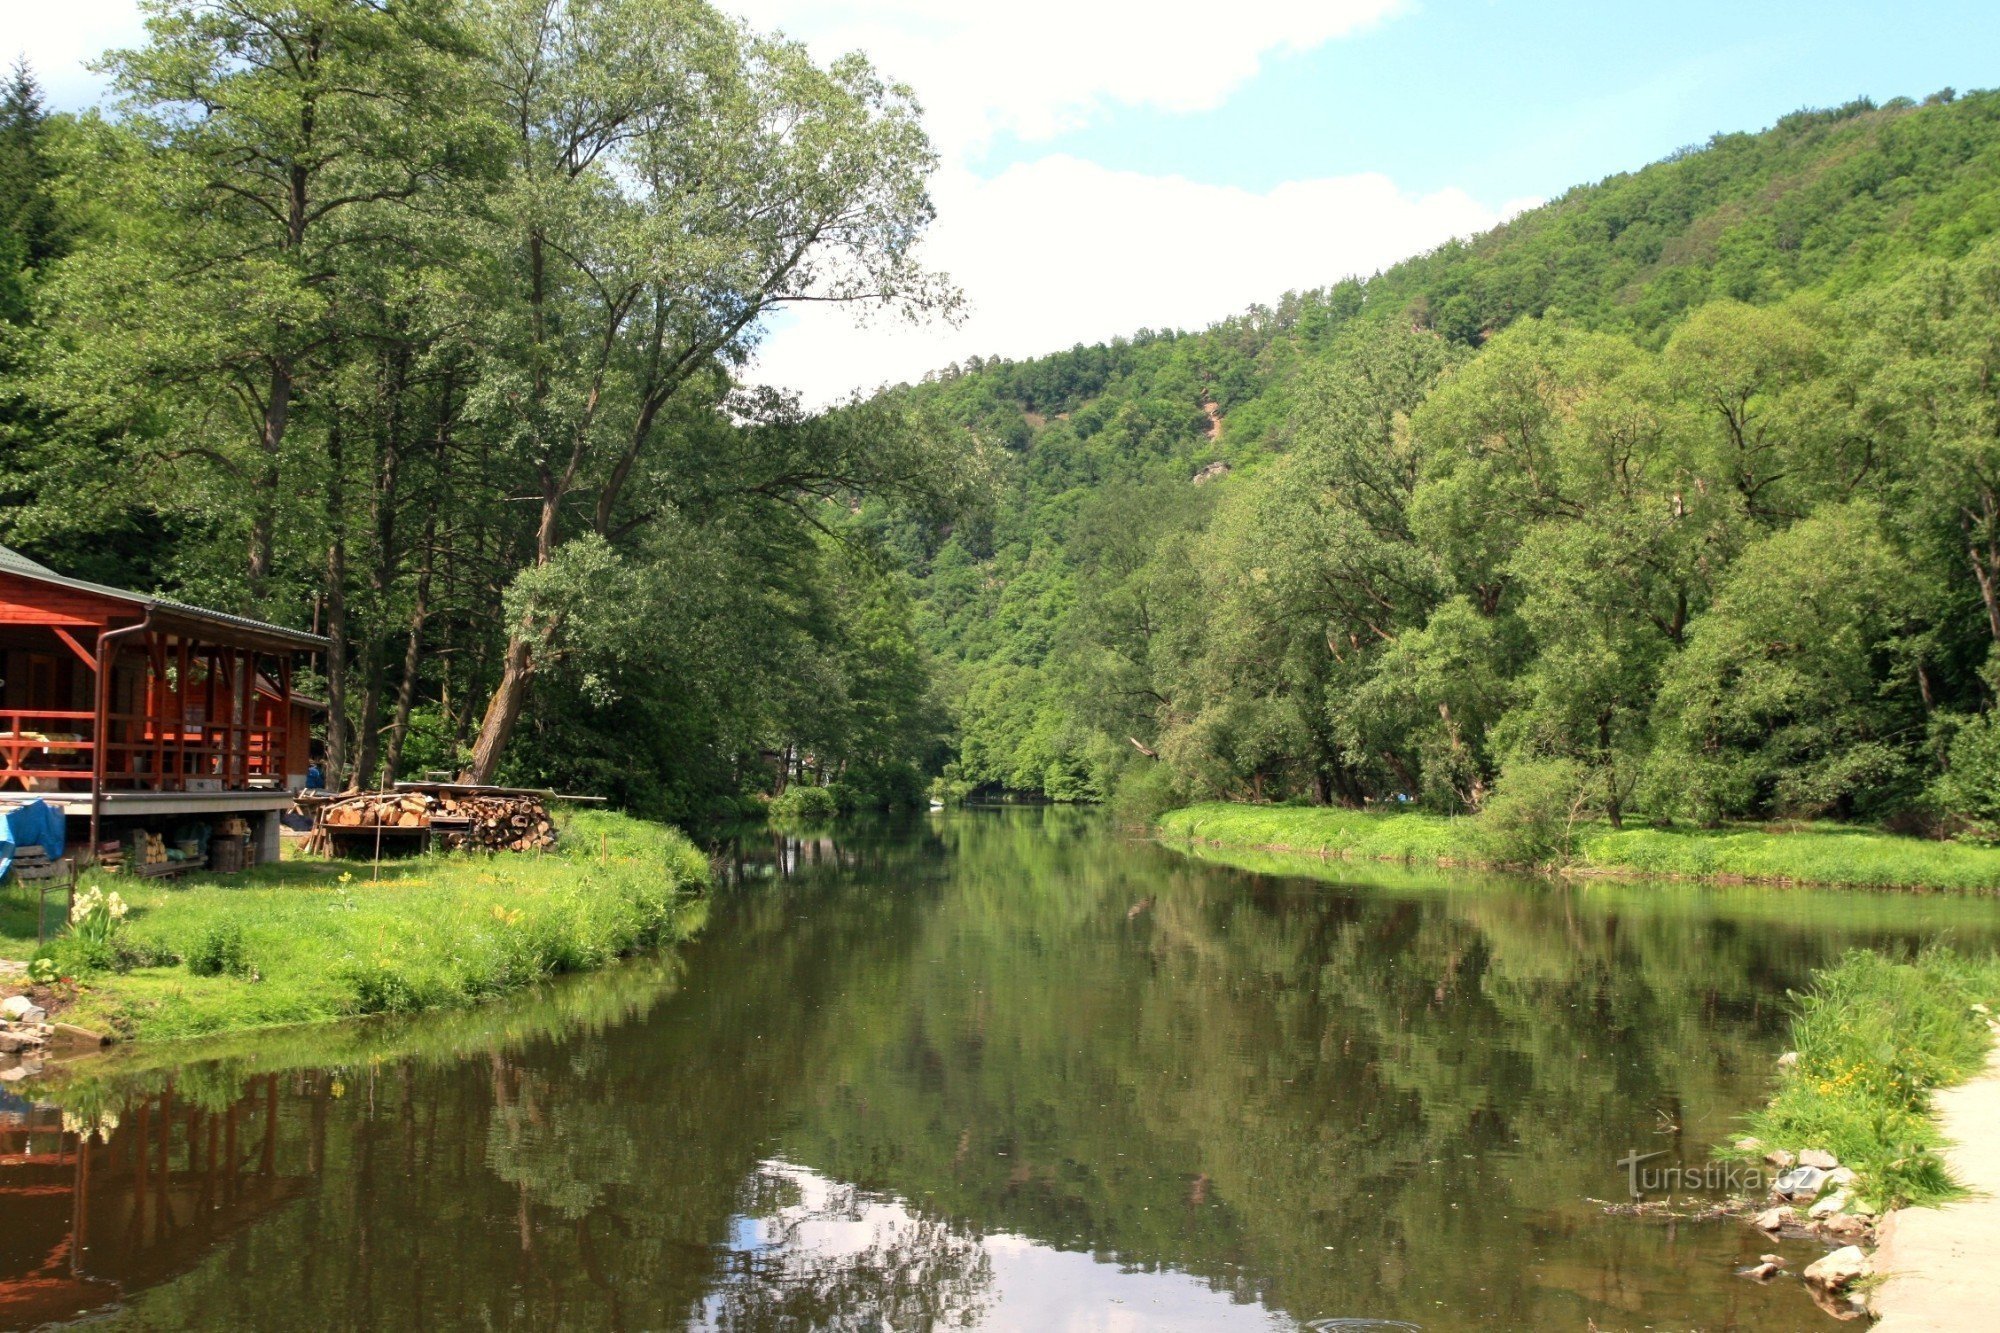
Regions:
[[0, 708, 285, 794]]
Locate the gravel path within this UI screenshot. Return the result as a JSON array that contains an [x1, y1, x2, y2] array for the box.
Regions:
[[1871, 1045, 2000, 1330]]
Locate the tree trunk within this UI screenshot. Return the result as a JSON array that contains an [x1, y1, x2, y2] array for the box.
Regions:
[[463, 634, 533, 783], [381, 519, 435, 783], [322, 423, 349, 788], [248, 361, 292, 607], [352, 343, 413, 787]]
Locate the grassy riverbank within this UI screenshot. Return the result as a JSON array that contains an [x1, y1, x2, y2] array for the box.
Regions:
[[1155, 802, 2000, 891], [1736, 949, 2000, 1208], [0, 809, 709, 1043]]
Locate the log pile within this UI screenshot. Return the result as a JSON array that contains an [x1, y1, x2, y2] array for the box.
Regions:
[[313, 789, 557, 854], [321, 793, 434, 830], [429, 793, 557, 852]]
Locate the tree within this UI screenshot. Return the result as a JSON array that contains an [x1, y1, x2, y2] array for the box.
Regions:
[[461, 0, 956, 782]]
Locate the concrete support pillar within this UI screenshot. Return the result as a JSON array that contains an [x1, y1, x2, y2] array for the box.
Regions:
[[256, 809, 282, 866]]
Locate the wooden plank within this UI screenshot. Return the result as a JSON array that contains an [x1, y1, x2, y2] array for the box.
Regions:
[[49, 627, 98, 671]]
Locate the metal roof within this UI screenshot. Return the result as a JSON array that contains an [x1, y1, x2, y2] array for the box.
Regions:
[[0, 543, 330, 652]]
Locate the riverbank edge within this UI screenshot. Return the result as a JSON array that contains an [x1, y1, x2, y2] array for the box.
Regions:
[[0, 808, 711, 1051], [1153, 802, 2000, 892], [1721, 950, 2000, 1321]]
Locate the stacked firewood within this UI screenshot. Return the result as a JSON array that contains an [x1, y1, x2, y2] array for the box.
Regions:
[[429, 793, 557, 852], [311, 788, 559, 855], [320, 792, 434, 830]]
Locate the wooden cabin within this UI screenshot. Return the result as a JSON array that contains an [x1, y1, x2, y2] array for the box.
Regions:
[[0, 544, 327, 861]]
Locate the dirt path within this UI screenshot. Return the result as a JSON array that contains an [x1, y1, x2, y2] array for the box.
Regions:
[[1871, 1045, 2000, 1330]]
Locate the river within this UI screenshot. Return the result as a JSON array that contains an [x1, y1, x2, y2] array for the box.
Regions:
[[7, 808, 2000, 1330]]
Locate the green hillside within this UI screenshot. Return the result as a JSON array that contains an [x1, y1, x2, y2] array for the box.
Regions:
[[891, 88, 2000, 832]]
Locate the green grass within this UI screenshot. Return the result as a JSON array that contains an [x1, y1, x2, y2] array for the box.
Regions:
[[1578, 826, 2000, 891], [1154, 802, 2000, 891], [1735, 948, 2000, 1208], [0, 808, 710, 1043], [1155, 802, 1479, 863]]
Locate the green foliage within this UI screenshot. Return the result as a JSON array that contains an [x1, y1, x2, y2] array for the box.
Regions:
[[1930, 711, 2000, 835], [768, 785, 839, 825], [1740, 948, 2000, 1207], [1476, 759, 1588, 867], [185, 921, 252, 979], [0, 3, 970, 822], [1107, 761, 1180, 828], [899, 93, 2000, 832]]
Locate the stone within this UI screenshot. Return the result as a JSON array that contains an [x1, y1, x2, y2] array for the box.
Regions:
[[1735, 1136, 1765, 1153], [1800, 1148, 1840, 1170], [1753, 1205, 1792, 1232], [1773, 1165, 1829, 1199], [1822, 1213, 1871, 1242], [1811, 1189, 1852, 1219], [1741, 1260, 1782, 1282], [1777, 1050, 1800, 1069], [1973, 1002, 1991, 1015], [1760, 1253, 1785, 1266], [1765, 1148, 1797, 1169], [1803, 1244, 1871, 1294], [1825, 1167, 1857, 1188], [49, 1023, 109, 1048], [0, 1065, 25, 1082], [0, 995, 36, 1020]]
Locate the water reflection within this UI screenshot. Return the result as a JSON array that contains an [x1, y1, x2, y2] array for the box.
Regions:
[[6, 810, 2000, 1330]]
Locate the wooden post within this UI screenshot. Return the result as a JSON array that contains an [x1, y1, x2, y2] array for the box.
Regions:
[[176, 635, 192, 790], [150, 633, 167, 788]]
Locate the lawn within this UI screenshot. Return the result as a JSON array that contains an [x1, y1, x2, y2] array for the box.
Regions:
[[1155, 801, 2000, 891], [0, 808, 710, 1042]]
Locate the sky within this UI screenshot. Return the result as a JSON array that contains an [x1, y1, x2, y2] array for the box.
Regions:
[[11, 1, 2000, 404]]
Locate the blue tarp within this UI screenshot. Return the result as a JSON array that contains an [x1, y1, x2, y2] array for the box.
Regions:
[[0, 799, 66, 881]]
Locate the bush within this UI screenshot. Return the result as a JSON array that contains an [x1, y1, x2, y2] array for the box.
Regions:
[[928, 774, 973, 807], [1932, 710, 2000, 836], [186, 921, 253, 978], [1477, 758, 1587, 866], [768, 784, 839, 824], [1109, 762, 1180, 827]]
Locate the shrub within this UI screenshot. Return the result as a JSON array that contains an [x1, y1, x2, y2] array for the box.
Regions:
[[1109, 762, 1180, 827], [1477, 758, 1587, 866], [186, 921, 253, 978], [768, 784, 839, 824], [1932, 710, 2000, 837]]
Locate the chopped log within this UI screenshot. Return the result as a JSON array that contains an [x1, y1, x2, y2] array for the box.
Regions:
[[315, 788, 556, 854]]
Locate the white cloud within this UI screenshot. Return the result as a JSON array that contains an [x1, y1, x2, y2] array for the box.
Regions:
[[749, 155, 1536, 404], [729, 0, 1408, 150], [2, 0, 146, 110], [9, 2, 1527, 409]]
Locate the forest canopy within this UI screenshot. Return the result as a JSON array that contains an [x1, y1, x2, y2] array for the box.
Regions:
[[12, 13, 2000, 835], [893, 87, 2000, 834]]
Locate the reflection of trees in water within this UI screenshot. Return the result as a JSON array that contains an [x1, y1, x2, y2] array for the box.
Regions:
[[697, 1162, 994, 1331], [782, 811, 1906, 1328], [9, 811, 1930, 1330]]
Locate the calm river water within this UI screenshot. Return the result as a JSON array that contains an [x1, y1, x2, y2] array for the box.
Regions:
[[8, 808, 2000, 1331]]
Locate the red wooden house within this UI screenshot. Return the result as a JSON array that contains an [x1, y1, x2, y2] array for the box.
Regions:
[[0, 544, 327, 860]]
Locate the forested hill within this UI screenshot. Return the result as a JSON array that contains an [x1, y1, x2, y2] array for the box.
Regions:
[[897, 87, 2000, 831]]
